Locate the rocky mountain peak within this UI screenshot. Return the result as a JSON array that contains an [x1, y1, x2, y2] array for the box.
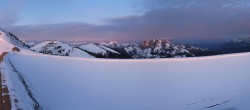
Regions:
[[140, 39, 172, 49]]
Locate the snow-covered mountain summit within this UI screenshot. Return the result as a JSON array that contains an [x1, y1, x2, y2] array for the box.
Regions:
[[137, 39, 193, 58], [31, 40, 72, 55], [140, 39, 173, 50]]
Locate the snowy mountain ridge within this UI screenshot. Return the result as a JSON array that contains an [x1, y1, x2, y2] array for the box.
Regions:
[[0, 27, 250, 110], [105, 39, 221, 58], [31, 40, 94, 58], [31, 39, 220, 59], [0, 28, 221, 59], [31, 40, 128, 58]]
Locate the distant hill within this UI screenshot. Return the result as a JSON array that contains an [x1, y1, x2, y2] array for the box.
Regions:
[[218, 37, 250, 54]]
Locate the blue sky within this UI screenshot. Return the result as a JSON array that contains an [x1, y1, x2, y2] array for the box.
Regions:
[[15, 0, 142, 25], [1, 0, 250, 42]]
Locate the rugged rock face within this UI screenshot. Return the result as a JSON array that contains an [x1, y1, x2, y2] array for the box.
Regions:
[[140, 39, 173, 50], [136, 39, 192, 58]]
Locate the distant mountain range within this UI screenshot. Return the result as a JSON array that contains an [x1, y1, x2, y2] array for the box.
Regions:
[[29, 39, 222, 59], [2, 27, 250, 59]]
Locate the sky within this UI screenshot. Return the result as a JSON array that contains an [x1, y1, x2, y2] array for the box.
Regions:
[[1, 0, 250, 42]]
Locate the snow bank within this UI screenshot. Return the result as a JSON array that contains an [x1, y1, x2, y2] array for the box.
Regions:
[[6, 52, 250, 110]]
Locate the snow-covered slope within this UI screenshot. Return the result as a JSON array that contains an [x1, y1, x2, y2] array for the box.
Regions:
[[78, 43, 120, 55], [25, 41, 36, 47], [2, 51, 250, 110], [77, 43, 128, 58], [78, 43, 108, 55], [67, 48, 95, 58], [0, 36, 13, 53], [0, 28, 30, 49]]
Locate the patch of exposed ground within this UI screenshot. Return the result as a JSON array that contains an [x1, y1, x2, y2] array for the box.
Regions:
[[0, 52, 11, 110]]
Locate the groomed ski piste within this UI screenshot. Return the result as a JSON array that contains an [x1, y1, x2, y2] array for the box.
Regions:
[[1, 29, 250, 110]]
